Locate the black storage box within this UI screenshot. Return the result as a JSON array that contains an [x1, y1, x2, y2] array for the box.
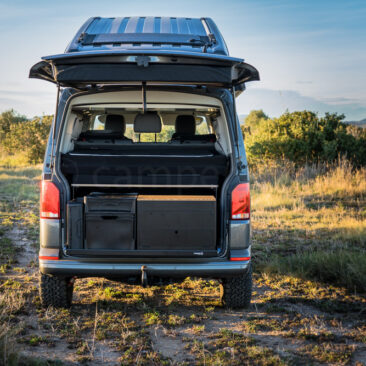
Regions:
[[84, 194, 136, 213], [85, 212, 135, 250], [84, 194, 137, 250], [137, 195, 216, 251]]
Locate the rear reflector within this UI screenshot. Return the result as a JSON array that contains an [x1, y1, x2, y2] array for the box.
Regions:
[[40, 181, 60, 219], [231, 183, 250, 220], [39, 256, 59, 260], [39, 248, 59, 260], [230, 257, 251, 261]]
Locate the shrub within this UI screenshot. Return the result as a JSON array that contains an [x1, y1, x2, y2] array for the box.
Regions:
[[1, 114, 52, 164], [242, 110, 366, 168], [0, 109, 27, 138]]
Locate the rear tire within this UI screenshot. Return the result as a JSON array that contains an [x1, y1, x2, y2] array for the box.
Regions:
[[221, 264, 252, 309], [39, 273, 73, 308]]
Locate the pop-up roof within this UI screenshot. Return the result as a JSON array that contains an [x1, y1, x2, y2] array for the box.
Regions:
[[30, 17, 259, 89], [66, 17, 229, 55]]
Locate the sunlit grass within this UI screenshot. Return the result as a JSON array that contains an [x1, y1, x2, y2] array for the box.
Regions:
[[251, 160, 366, 291], [0, 165, 42, 204], [0, 151, 30, 167], [0, 161, 365, 364], [263, 250, 366, 292]]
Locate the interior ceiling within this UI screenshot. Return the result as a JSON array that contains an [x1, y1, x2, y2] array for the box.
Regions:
[[72, 106, 220, 125]]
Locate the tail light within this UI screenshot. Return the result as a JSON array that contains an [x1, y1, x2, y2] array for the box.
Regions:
[[40, 181, 60, 219], [231, 183, 250, 220]]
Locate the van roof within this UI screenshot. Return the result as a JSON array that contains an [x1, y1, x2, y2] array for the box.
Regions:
[[66, 17, 229, 56], [30, 17, 259, 89]]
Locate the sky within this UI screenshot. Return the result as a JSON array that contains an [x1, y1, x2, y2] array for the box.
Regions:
[[0, 0, 365, 120]]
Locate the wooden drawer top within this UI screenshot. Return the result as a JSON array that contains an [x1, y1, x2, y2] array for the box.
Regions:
[[137, 195, 216, 202]]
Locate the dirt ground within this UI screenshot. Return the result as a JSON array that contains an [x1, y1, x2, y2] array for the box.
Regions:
[[0, 166, 365, 365], [1, 222, 365, 366]]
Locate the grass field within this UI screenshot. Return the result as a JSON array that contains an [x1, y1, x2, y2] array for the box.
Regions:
[[0, 163, 365, 365]]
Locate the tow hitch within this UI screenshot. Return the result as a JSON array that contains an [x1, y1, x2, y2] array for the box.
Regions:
[[141, 265, 148, 287]]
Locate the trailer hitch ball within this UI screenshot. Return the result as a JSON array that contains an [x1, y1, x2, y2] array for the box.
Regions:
[[141, 265, 148, 287]]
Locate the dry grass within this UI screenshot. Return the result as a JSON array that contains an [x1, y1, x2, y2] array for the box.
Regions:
[[0, 151, 30, 168], [251, 159, 366, 292], [0, 163, 365, 364]]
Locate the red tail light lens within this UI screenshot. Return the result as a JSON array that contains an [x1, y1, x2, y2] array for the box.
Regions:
[[40, 181, 60, 219], [231, 183, 250, 220]]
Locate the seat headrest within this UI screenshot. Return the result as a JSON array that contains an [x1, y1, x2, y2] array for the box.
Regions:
[[134, 112, 162, 133], [105, 114, 126, 134], [175, 115, 196, 136]]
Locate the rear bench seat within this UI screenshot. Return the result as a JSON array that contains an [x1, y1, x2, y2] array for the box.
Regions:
[[61, 144, 228, 186], [78, 114, 132, 142], [171, 115, 216, 143], [61, 112, 229, 186]]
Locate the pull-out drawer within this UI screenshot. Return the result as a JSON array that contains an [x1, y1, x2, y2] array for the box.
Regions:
[[84, 194, 136, 213], [85, 212, 135, 250], [67, 194, 216, 254], [67, 194, 137, 250], [137, 195, 216, 251]]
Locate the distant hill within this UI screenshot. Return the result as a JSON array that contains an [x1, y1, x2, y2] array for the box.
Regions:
[[345, 118, 366, 128]]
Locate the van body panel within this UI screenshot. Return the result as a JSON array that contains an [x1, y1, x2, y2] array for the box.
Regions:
[[229, 220, 250, 249], [40, 218, 60, 248], [39, 257, 251, 278], [34, 17, 256, 288]]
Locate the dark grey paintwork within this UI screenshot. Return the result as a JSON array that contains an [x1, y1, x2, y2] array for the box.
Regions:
[[39, 256, 251, 278], [229, 220, 251, 249], [35, 16, 257, 280], [40, 219, 60, 249]]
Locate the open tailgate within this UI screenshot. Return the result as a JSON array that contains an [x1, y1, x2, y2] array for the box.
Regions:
[[29, 50, 259, 89]]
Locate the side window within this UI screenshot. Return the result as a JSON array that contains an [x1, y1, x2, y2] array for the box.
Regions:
[[76, 111, 216, 142], [133, 124, 175, 142], [196, 116, 211, 135], [92, 115, 105, 130], [124, 124, 135, 140]]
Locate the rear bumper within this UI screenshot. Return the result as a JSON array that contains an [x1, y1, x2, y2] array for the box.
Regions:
[[39, 258, 250, 278]]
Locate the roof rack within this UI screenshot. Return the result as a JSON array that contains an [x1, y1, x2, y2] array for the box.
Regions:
[[79, 32, 211, 47], [65, 17, 229, 55]]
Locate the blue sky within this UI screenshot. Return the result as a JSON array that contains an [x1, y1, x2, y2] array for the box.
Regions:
[[0, 0, 365, 120]]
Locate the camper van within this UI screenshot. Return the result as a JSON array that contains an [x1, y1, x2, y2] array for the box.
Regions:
[[31, 16, 259, 308]]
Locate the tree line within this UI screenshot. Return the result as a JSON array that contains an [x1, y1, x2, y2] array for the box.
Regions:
[[0, 110, 52, 164], [0, 109, 365, 166], [242, 110, 366, 168]]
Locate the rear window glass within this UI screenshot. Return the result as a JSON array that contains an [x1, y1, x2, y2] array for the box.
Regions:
[[87, 113, 212, 143]]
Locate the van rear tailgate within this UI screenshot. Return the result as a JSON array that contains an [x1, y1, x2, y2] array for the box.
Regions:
[[29, 50, 259, 88]]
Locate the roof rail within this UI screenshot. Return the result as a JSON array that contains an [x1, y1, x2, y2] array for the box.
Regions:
[[78, 32, 210, 47]]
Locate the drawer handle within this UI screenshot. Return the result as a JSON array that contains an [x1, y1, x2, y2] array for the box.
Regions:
[[101, 216, 118, 220]]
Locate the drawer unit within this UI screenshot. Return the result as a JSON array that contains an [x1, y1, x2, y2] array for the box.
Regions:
[[84, 194, 136, 213], [85, 212, 135, 250], [67, 194, 137, 250], [137, 195, 216, 251], [66, 200, 84, 249]]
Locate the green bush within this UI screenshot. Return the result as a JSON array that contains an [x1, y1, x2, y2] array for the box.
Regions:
[[1, 108, 365, 167], [0, 109, 28, 138], [0, 110, 52, 164], [242, 110, 366, 167]]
